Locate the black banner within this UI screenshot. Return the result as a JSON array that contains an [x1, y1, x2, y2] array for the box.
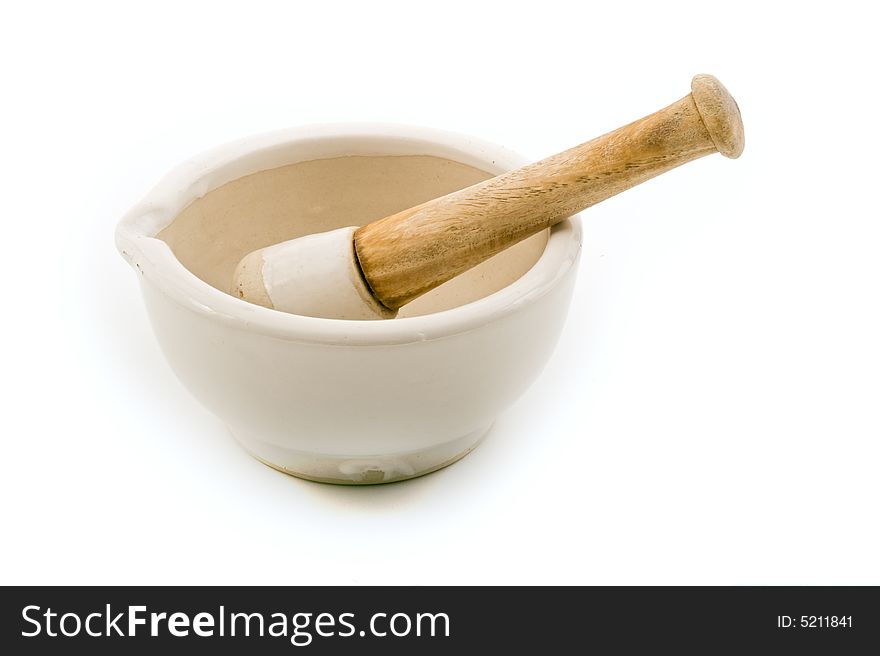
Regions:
[[1, 586, 876, 653]]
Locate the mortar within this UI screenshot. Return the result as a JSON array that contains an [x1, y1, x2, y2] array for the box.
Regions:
[[116, 124, 582, 484]]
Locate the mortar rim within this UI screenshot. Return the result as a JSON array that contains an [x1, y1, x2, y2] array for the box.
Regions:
[[115, 123, 583, 346]]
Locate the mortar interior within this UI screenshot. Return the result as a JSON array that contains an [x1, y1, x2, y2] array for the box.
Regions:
[[158, 154, 548, 317]]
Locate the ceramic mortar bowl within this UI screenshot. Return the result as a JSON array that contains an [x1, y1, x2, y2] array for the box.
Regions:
[[116, 124, 582, 484]]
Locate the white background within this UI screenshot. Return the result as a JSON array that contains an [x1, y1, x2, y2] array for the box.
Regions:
[[2, 1, 878, 585]]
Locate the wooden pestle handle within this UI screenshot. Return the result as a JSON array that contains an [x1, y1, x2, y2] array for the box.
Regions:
[[354, 74, 744, 310]]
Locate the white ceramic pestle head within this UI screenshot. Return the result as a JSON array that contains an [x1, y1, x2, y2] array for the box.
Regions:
[[232, 226, 396, 320]]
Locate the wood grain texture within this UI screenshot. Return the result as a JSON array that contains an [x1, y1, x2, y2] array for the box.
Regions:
[[354, 75, 744, 310]]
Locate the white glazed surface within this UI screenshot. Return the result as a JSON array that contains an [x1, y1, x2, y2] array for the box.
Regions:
[[116, 124, 583, 483], [259, 226, 395, 320]]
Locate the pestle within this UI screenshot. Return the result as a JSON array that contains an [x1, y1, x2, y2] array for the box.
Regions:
[[233, 74, 744, 320]]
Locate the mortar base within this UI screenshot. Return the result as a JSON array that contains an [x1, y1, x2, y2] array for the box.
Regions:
[[231, 423, 492, 485]]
